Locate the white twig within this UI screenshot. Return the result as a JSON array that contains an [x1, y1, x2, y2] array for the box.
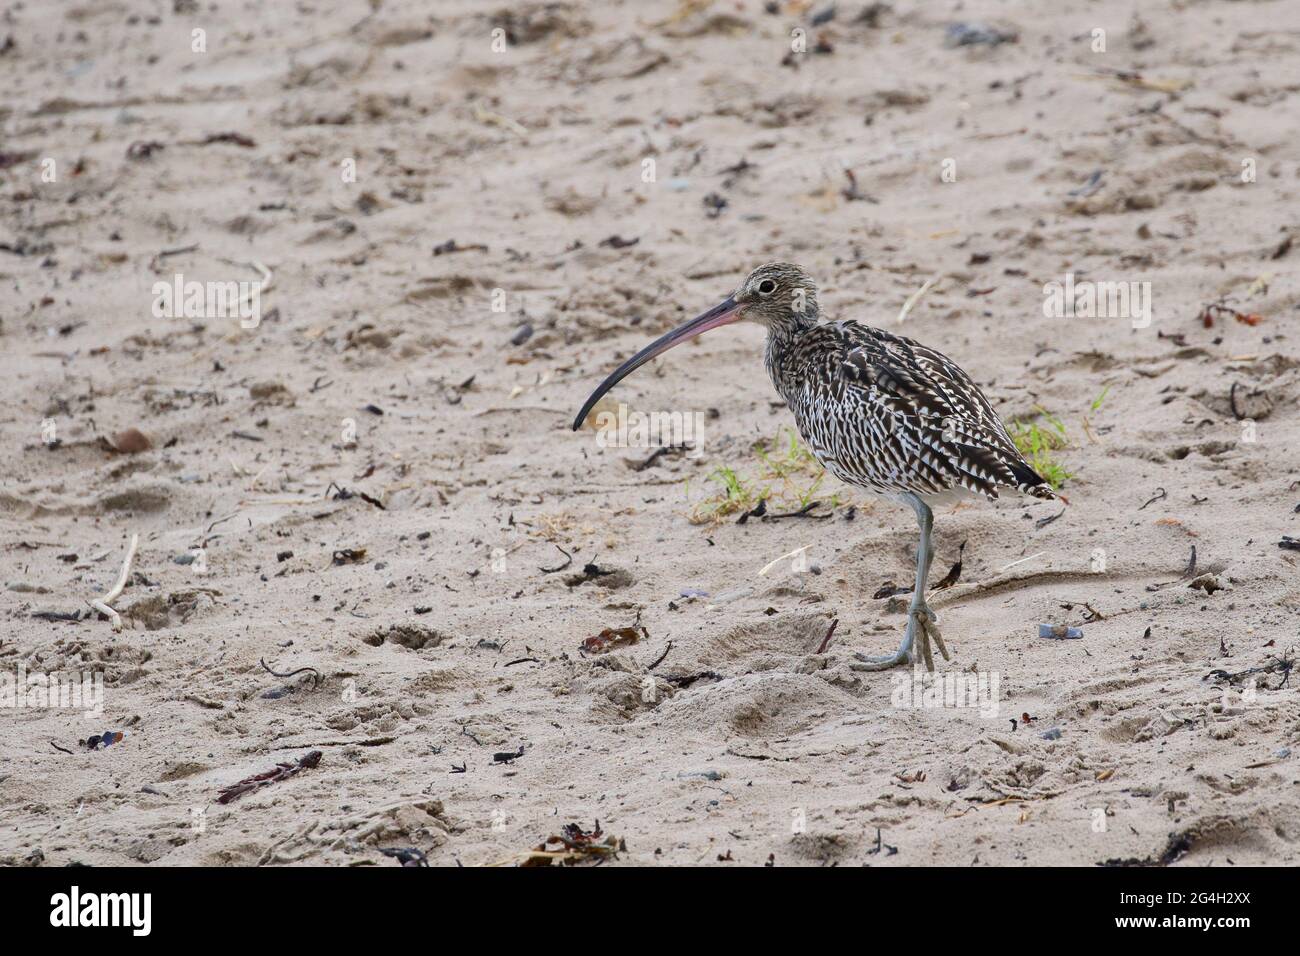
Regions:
[[88, 533, 139, 631], [759, 545, 809, 577], [998, 551, 1045, 573], [217, 258, 273, 324], [218, 257, 274, 294], [249, 259, 273, 294], [896, 276, 939, 324], [473, 107, 527, 137], [246, 464, 271, 491]]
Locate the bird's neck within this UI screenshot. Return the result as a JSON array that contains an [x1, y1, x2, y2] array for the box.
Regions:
[[763, 311, 818, 400], [767, 309, 819, 341]]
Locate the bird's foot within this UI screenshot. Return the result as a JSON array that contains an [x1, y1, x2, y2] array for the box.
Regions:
[[911, 604, 949, 671], [852, 603, 950, 672]]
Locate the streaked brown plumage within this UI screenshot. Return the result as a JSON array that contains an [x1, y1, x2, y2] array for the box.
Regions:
[[573, 262, 1057, 670]]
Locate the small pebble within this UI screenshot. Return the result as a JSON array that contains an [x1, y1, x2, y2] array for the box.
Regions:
[[1038, 623, 1083, 640], [679, 770, 723, 782]]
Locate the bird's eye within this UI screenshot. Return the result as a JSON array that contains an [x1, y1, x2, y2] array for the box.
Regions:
[[757, 279, 777, 295]]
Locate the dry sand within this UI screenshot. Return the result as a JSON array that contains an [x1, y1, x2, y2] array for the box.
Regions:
[[2, 0, 1299, 866]]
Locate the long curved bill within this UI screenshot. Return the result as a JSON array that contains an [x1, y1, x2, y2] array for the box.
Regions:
[[571, 296, 741, 431]]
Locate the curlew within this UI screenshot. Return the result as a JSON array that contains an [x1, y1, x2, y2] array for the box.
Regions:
[[572, 263, 1058, 670]]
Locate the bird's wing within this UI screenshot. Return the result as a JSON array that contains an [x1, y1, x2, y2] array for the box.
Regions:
[[834, 326, 1054, 499]]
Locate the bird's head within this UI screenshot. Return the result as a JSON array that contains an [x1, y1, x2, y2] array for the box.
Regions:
[[571, 262, 820, 430], [730, 261, 820, 329]]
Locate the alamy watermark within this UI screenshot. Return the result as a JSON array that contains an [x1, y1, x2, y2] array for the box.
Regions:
[[1, 663, 104, 718], [151, 273, 262, 328], [1043, 272, 1151, 329], [891, 666, 1000, 718], [49, 886, 150, 936], [593, 402, 705, 458]]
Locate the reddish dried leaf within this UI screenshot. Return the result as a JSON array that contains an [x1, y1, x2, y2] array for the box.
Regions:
[[581, 626, 643, 654], [107, 427, 152, 454]]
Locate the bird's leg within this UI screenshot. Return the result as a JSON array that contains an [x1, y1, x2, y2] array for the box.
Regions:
[[855, 496, 950, 671], [909, 499, 949, 670]]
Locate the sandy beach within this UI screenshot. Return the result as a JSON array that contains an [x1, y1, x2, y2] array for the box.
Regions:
[[1, 0, 1298, 866]]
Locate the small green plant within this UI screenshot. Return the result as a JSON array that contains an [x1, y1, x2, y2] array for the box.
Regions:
[[753, 427, 822, 480], [688, 465, 761, 523], [792, 471, 832, 509], [689, 428, 840, 524], [1081, 385, 1110, 445], [1010, 406, 1072, 489]]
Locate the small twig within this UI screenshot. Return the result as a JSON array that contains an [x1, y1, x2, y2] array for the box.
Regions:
[[459, 723, 483, 746], [1205, 650, 1294, 691], [326, 482, 385, 510], [764, 501, 831, 520], [217, 257, 274, 312], [88, 533, 138, 631], [816, 619, 838, 655], [1229, 382, 1244, 420], [539, 545, 573, 574], [1146, 545, 1197, 592], [865, 827, 897, 856], [896, 276, 939, 325], [929, 540, 967, 591], [998, 551, 1045, 574], [759, 545, 810, 576], [632, 444, 688, 471], [1035, 508, 1066, 530], [1138, 487, 1167, 511], [259, 658, 321, 687], [217, 750, 322, 805], [32, 610, 85, 622], [647, 641, 674, 671], [736, 499, 768, 524], [157, 243, 199, 260], [201, 511, 242, 548], [1060, 600, 1104, 622]]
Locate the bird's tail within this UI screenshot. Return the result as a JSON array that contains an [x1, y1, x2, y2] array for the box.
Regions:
[[1010, 460, 1068, 504]]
